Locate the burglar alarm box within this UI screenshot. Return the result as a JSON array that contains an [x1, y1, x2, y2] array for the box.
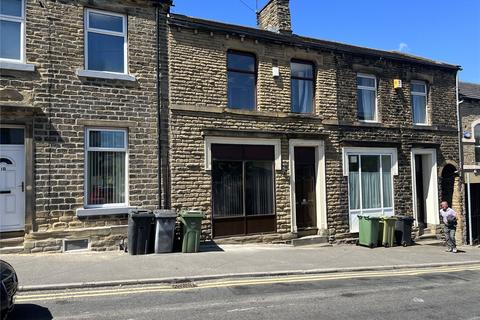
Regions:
[[394, 79, 402, 89]]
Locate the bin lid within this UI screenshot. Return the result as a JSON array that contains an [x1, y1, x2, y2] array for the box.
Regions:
[[153, 209, 177, 218], [358, 215, 381, 220], [380, 216, 398, 221], [129, 209, 153, 218], [179, 210, 204, 218], [396, 215, 415, 221]]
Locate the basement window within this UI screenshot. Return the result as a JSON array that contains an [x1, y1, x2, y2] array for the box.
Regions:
[[63, 239, 89, 252]]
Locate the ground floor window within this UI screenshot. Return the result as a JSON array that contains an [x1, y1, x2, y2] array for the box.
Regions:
[[85, 128, 127, 207], [345, 150, 396, 232], [211, 144, 276, 237]]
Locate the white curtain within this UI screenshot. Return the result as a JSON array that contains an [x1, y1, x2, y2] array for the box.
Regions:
[[358, 89, 376, 120], [293, 79, 313, 113], [349, 171, 360, 210], [412, 95, 427, 123], [88, 151, 125, 205], [382, 155, 393, 208], [361, 171, 381, 209]]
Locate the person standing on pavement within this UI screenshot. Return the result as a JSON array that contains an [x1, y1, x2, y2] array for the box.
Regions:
[[439, 201, 458, 253]]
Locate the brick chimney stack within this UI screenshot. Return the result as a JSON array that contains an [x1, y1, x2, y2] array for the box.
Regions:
[[256, 0, 292, 34]]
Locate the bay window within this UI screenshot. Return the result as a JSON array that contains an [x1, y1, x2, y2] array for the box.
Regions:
[[0, 0, 25, 62], [345, 148, 397, 232], [86, 128, 127, 207], [357, 74, 377, 122], [411, 81, 428, 125], [85, 9, 127, 73], [291, 60, 314, 113], [212, 144, 275, 237]]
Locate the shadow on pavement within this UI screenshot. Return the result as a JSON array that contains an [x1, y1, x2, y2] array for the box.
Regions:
[[7, 304, 53, 320], [199, 241, 225, 253]]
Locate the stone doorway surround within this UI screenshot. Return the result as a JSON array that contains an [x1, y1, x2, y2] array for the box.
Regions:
[[410, 148, 440, 227], [288, 139, 327, 235]]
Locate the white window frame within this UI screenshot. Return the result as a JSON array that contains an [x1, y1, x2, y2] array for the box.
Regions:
[[411, 80, 428, 125], [0, 0, 26, 63], [343, 147, 398, 232], [84, 128, 129, 209], [357, 73, 378, 123], [84, 8, 128, 74]]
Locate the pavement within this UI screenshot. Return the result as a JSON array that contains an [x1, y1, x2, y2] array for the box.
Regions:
[[3, 243, 480, 291], [9, 266, 480, 320]]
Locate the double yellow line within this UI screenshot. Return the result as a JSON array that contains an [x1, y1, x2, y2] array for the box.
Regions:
[[16, 263, 480, 303]]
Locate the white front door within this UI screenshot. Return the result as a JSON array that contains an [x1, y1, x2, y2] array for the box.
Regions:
[[411, 148, 439, 227], [0, 145, 25, 232]]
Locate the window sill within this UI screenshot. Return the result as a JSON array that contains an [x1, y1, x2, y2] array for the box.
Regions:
[[76, 69, 136, 81], [76, 206, 136, 217], [413, 123, 433, 128], [355, 120, 383, 127], [0, 61, 35, 72]]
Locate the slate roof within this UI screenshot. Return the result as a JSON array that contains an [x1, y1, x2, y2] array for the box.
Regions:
[[169, 14, 461, 71], [460, 82, 480, 100]]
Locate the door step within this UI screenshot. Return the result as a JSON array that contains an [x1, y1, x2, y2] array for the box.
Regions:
[[0, 246, 25, 254], [291, 235, 328, 247], [415, 234, 443, 246], [0, 236, 25, 248]]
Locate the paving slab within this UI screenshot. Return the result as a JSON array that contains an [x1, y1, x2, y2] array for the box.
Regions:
[[3, 244, 480, 289]]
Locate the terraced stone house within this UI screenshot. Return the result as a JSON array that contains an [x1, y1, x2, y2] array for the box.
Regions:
[[0, 0, 464, 253], [0, 0, 171, 253], [460, 82, 480, 244], [167, 0, 463, 244]]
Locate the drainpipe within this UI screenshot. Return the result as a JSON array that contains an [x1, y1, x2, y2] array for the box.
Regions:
[[155, 1, 162, 209], [455, 71, 466, 243], [466, 172, 473, 245]]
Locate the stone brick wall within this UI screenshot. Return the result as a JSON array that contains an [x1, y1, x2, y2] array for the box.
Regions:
[[167, 16, 460, 242], [0, 0, 170, 252], [257, 0, 292, 34], [461, 98, 480, 166]]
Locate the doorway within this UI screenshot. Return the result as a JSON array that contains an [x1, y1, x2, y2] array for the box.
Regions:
[[0, 127, 25, 232], [289, 140, 327, 235], [411, 149, 439, 230], [414, 154, 427, 227], [294, 147, 316, 230]]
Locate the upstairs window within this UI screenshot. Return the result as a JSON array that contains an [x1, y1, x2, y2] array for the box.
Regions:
[[475, 124, 480, 164], [357, 74, 377, 122], [227, 51, 256, 110], [0, 0, 25, 62], [291, 60, 314, 113], [411, 81, 428, 125], [85, 9, 127, 73]]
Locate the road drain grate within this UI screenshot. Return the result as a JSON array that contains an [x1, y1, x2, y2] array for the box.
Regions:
[[172, 281, 197, 289]]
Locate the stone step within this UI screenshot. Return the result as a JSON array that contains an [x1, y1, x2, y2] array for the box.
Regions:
[[417, 233, 439, 240], [0, 236, 25, 248], [291, 235, 328, 247], [0, 246, 25, 254], [414, 238, 444, 246]]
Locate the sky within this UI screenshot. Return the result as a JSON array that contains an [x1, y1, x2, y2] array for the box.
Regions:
[[171, 0, 480, 83]]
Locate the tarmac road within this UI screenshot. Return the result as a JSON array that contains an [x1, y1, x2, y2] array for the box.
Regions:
[[8, 264, 480, 320]]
